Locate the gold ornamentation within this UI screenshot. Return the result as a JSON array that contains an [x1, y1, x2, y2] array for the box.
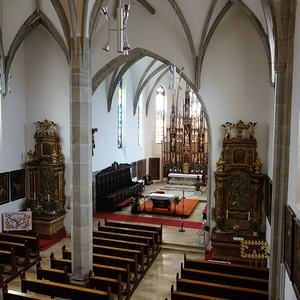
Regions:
[[216, 156, 225, 173], [246, 122, 257, 139], [240, 240, 270, 259], [235, 120, 246, 138], [222, 122, 233, 139], [254, 158, 262, 174]]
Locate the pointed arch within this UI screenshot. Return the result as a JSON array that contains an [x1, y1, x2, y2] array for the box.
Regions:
[[146, 68, 170, 116], [133, 64, 168, 115]]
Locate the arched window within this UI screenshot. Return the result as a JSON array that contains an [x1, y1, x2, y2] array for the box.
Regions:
[[117, 80, 122, 148], [156, 86, 166, 143]]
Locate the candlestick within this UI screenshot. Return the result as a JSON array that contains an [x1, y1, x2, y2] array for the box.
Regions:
[[226, 210, 228, 219], [248, 212, 250, 221], [182, 185, 185, 198], [48, 194, 50, 202], [34, 192, 36, 200]]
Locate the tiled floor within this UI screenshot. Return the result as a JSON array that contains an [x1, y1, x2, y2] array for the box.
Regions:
[[4, 181, 207, 300]]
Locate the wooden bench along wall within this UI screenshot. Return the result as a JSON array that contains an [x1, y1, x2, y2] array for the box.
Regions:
[[169, 284, 230, 300], [180, 263, 268, 291], [103, 220, 163, 244], [89, 271, 123, 300], [93, 263, 131, 295], [36, 262, 69, 284], [0, 233, 40, 260], [93, 230, 156, 249], [21, 273, 113, 300], [184, 255, 269, 279], [176, 273, 268, 300]]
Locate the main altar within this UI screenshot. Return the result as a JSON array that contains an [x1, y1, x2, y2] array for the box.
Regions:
[[162, 88, 208, 182], [212, 120, 266, 263], [26, 120, 66, 238]]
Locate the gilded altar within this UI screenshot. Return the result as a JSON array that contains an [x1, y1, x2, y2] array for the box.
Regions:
[[162, 89, 208, 181], [26, 120, 66, 238], [212, 120, 266, 262]]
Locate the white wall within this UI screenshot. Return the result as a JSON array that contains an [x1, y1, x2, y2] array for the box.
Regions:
[[92, 69, 145, 172], [24, 27, 71, 233], [0, 45, 27, 231], [200, 6, 274, 205]]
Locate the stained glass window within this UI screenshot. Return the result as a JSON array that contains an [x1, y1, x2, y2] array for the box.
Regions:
[[117, 80, 122, 148], [156, 86, 166, 144]]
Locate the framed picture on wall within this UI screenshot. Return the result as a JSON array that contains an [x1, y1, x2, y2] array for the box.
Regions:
[[10, 169, 25, 201], [284, 205, 295, 280], [293, 219, 300, 298], [0, 172, 9, 205]]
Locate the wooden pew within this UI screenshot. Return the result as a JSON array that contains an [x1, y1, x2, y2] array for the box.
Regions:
[[103, 220, 163, 244], [3, 287, 53, 300], [93, 263, 131, 295], [36, 262, 69, 284], [0, 240, 30, 267], [62, 245, 71, 259], [184, 255, 269, 279], [93, 236, 151, 262], [93, 229, 156, 250], [61, 246, 139, 279], [50, 253, 71, 273], [93, 244, 145, 271], [169, 284, 229, 300], [180, 263, 268, 291], [93, 253, 138, 280], [21, 273, 113, 300], [89, 271, 123, 300], [0, 248, 18, 276], [0, 233, 40, 260], [176, 273, 268, 300]]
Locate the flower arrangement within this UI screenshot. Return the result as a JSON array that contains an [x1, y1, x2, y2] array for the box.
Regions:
[[173, 195, 180, 205], [131, 192, 143, 214]]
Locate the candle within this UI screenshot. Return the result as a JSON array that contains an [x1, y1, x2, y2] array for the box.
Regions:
[[248, 212, 250, 221], [48, 194, 50, 202], [182, 186, 185, 198], [34, 192, 36, 200], [226, 210, 228, 219]]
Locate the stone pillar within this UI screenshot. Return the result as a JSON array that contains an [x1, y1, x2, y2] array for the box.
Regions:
[[70, 37, 92, 281], [268, 1, 296, 298]]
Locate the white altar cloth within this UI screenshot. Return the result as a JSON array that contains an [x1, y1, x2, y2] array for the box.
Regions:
[[149, 193, 174, 201], [168, 173, 202, 179]]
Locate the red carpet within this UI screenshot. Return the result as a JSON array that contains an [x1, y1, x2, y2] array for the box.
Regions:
[[93, 212, 203, 229], [39, 230, 67, 251], [140, 198, 200, 217]]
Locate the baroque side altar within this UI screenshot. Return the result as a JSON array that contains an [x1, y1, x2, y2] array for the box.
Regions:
[[26, 120, 66, 238], [162, 88, 208, 181]]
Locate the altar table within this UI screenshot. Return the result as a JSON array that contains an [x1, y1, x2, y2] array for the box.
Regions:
[[150, 193, 174, 210]]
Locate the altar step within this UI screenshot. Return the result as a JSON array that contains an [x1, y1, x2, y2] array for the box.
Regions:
[[161, 184, 196, 192], [162, 242, 205, 254]]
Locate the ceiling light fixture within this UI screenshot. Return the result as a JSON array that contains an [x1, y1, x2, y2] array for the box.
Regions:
[[101, 2, 131, 55]]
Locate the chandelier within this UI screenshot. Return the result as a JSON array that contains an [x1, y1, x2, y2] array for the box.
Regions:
[[100, 2, 131, 55]]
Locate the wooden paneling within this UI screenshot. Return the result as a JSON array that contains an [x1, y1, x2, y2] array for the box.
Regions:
[[137, 159, 146, 180], [149, 158, 160, 180], [131, 162, 137, 178]]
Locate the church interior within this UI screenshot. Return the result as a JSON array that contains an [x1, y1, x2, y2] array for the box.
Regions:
[[0, 0, 299, 299]]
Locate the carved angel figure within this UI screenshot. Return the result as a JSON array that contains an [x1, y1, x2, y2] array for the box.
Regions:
[[222, 122, 233, 139], [246, 122, 257, 139], [34, 121, 42, 135]]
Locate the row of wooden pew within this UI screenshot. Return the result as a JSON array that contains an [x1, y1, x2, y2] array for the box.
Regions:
[[166, 255, 269, 300], [2, 220, 162, 300], [0, 232, 40, 286]]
